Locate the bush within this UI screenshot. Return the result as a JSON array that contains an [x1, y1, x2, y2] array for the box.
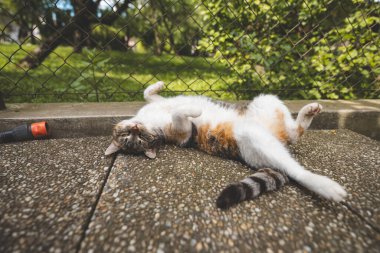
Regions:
[[198, 0, 379, 99]]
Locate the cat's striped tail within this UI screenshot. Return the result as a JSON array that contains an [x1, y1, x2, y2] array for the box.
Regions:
[[216, 168, 289, 209]]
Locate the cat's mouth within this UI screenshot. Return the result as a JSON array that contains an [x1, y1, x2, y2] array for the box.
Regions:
[[122, 144, 141, 152], [119, 144, 156, 159], [121, 140, 148, 153]]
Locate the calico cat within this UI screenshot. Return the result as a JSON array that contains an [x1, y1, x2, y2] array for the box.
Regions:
[[105, 81, 347, 209]]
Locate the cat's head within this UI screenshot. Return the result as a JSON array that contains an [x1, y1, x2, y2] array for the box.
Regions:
[[105, 120, 159, 158]]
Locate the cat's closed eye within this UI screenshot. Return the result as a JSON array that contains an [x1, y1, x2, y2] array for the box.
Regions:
[[120, 132, 130, 137]]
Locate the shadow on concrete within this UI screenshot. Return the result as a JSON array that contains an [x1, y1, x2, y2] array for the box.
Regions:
[[310, 111, 380, 140]]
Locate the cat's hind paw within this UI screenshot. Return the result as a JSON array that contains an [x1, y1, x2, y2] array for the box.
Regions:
[[304, 102, 323, 117], [302, 173, 347, 202], [296, 102, 323, 130]]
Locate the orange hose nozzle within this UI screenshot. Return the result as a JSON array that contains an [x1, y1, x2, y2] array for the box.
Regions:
[[30, 121, 49, 138]]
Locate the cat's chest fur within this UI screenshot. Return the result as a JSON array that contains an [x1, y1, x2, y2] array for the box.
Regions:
[[138, 96, 246, 159]]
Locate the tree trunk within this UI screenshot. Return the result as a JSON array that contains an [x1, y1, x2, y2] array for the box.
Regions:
[[19, 0, 132, 69], [72, 0, 95, 53], [0, 92, 6, 110], [30, 26, 37, 44], [150, 8, 163, 56], [153, 27, 162, 55], [17, 20, 29, 42], [162, 20, 175, 53], [19, 23, 74, 69], [156, 0, 176, 53]]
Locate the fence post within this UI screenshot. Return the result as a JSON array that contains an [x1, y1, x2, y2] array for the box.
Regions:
[[0, 92, 6, 110]]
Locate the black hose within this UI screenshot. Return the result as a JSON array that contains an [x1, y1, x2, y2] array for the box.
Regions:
[[0, 124, 33, 143]]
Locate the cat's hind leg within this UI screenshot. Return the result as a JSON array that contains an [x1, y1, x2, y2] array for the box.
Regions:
[[288, 103, 323, 143], [217, 125, 346, 209], [296, 102, 322, 129], [247, 97, 322, 144], [167, 106, 202, 145], [247, 95, 302, 144]]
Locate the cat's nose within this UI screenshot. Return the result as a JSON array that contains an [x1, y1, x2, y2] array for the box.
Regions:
[[131, 125, 139, 134]]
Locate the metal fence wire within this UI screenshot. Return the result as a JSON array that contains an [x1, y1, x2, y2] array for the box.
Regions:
[[0, 0, 379, 103]]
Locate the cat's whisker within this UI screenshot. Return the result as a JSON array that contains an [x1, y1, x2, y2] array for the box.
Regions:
[[111, 117, 121, 125]]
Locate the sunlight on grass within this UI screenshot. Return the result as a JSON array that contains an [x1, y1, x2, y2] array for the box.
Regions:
[[0, 44, 237, 102]]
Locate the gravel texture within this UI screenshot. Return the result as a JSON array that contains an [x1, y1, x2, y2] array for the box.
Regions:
[[81, 130, 380, 253], [0, 136, 112, 253]]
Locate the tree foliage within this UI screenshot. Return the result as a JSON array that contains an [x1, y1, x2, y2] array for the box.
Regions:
[[124, 0, 201, 55], [0, 0, 55, 43], [1, 0, 133, 68], [0, 0, 378, 99], [198, 0, 380, 99]]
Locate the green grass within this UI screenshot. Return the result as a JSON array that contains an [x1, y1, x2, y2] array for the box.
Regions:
[[0, 43, 237, 102]]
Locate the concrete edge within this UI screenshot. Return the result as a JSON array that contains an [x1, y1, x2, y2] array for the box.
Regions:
[[0, 100, 379, 140]]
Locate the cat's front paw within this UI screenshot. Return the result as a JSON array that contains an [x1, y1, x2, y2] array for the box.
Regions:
[[177, 106, 202, 118], [187, 108, 202, 118], [153, 81, 165, 90], [144, 81, 165, 97], [303, 173, 347, 202], [148, 81, 164, 93]]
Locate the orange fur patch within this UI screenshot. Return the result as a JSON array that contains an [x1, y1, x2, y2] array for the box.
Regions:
[[197, 122, 240, 159], [272, 109, 289, 144], [297, 125, 305, 137], [197, 123, 211, 151]]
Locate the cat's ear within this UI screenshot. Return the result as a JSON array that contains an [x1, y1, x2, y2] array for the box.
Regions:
[[144, 148, 157, 159], [105, 142, 120, 156]]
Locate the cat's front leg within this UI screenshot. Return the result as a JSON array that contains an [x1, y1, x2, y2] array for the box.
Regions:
[[144, 81, 165, 102], [168, 107, 202, 145], [172, 107, 202, 130]]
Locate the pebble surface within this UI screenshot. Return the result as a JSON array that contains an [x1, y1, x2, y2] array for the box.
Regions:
[[0, 136, 112, 253], [0, 130, 379, 252], [80, 130, 380, 253]]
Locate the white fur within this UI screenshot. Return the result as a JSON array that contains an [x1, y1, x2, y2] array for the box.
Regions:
[[242, 178, 261, 197], [296, 102, 323, 130], [144, 81, 165, 102], [127, 82, 347, 202]]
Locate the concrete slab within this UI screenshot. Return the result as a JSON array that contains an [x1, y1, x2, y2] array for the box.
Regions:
[[0, 136, 112, 253], [80, 130, 380, 253], [0, 100, 379, 139], [289, 130, 380, 225], [0, 102, 144, 119], [1, 100, 379, 119]]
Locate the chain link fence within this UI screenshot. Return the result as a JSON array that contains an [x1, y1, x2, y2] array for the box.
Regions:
[[0, 0, 379, 103]]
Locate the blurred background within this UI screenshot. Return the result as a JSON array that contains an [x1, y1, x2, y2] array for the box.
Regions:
[[0, 0, 379, 103]]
